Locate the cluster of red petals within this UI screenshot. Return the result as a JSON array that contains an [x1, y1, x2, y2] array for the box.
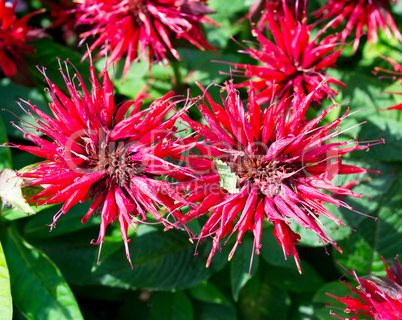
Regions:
[[12, 61, 192, 265], [315, 0, 402, 51], [178, 81, 382, 271], [328, 256, 402, 320], [374, 56, 402, 111], [229, 3, 345, 109], [0, 0, 43, 77], [75, 0, 218, 76], [40, 0, 78, 41], [249, 0, 302, 32]]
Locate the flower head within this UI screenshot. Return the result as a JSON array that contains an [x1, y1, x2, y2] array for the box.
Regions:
[[315, 0, 402, 51], [75, 0, 218, 76], [327, 256, 402, 320], [227, 2, 345, 109], [0, 0, 44, 78], [9, 59, 191, 265], [373, 56, 402, 111], [179, 81, 383, 271]]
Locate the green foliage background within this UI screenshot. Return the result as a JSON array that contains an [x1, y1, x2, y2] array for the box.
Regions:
[[0, 0, 401, 319]]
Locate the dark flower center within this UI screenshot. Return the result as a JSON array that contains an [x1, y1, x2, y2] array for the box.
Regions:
[[100, 142, 143, 187], [229, 155, 302, 197], [128, 0, 150, 25]]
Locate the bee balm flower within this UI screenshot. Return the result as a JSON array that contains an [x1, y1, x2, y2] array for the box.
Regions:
[[315, 0, 402, 51], [328, 256, 402, 319], [0, 0, 44, 78], [179, 81, 383, 272], [227, 2, 345, 109], [9, 59, 191, 265], [75, 0, 218, 76]]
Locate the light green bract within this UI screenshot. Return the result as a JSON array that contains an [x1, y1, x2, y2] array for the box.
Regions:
[[0, 168, 35, 215], [213, 159, 239, 194]]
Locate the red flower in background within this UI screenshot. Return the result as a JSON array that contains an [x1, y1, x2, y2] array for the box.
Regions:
[[374, 56, 402, 111], [328, 256, 402, 320], [315, 0, 402, 51], [9, 60, 192, 265], [40, 0, 79, 42], [178, 81, 383, 271], [227, 2, 345, 110], [0, 0, 43, 78], [75, 0, 218, 77], [249, 0, 302, 33]]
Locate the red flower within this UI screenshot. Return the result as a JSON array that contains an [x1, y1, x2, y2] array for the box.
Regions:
[[249, 0, 302, 33], [75, 0, 218, 77], [327, 256, 402, 320], [227, 2, 345, 109], [373, 56, 402, 111], [315, 0, 402, 51], [0, 0, 43, 78], [9, 59, 192, 265], [40, 0, 79, 42], [179, 81, 383, 271]]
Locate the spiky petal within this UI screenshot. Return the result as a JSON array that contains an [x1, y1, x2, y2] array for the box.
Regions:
[[0, 0, 44, 79], [179, 81, 383, 271], [75, 0, 218, 77], [227, 2, 345, 109], [315, 0, 402, 51], [9, 59, 192, 265], [327, 256, 402, 320], [373, 56, 402, 111]]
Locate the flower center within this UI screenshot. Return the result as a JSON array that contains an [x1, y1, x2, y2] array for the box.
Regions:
[[128, 0, 150, 25], [230, 156, 302, 197], [97, 141, 144, 187]]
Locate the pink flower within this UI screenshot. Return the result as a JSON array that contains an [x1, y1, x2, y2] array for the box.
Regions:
[[327, 256, 402, 320], [373, 56, 402, 111], [75, 0, 218, 76], [315, 0, 402, 51], [227, 2, 345, 109], [178, 81, 383, 271], [9, 59, 192, 265], [0, 0, 44, 78]]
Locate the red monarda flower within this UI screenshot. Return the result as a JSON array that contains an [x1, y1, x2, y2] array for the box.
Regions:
[[228, 2, 345, 109], [315, 0, 402, 51], [328, 256, 402, 319], [0, 0, 43, 78], [9, 60, 191, 265], [374, 56, 402, 111], [178, 82, 383, 271], [249, 0, 302, 33], [75, 0, 218, 76]]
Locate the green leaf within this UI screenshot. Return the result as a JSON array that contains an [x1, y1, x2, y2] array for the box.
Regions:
[[213, 159, 239, 194], [0, 226, 83, 320], [265, 261, 324, 293], [23, 202, 98, 239], [333, 174, 402, 276], [150, 291, 193, 320], [32, 225, 225, 290], [0, 168, 34, 215], [238, 274, 291, 320], [189, 280, 231, 305], [230, 237, 259, 301], [194, 301, 237, 320], [0, 240, 12, 320], [0, 114, 11, 171]]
